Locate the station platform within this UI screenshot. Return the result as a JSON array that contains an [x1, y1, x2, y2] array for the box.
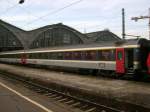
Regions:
[[0, 81, 46, 112], [0, 78, 50, 112], [0, 63, 150, 110]]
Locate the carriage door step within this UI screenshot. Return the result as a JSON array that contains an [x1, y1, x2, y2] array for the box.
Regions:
[[127, 68, 134, 74]]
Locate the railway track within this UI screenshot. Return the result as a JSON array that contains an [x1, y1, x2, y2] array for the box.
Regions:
[[0, 72, 149, 112]]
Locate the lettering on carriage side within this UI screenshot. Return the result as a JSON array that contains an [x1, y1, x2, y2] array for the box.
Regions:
[[98, 63, 105, 69]]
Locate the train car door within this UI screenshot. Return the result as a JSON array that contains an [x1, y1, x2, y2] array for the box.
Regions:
[[116, 48, 125, 73], [146, 53, 150, 74]]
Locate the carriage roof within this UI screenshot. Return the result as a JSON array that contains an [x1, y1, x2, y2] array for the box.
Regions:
[[0, 38, 149, 54]]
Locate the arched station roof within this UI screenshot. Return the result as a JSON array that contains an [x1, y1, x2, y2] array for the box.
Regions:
[[0, 20, 122, 51], [0, 20, 89, 50], [0, 20, 25, 51], [86, 30, 121, 43], [28, 23, 89, 49]]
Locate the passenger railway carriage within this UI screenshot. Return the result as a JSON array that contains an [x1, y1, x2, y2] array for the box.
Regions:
[[0, 38, 150, 78]]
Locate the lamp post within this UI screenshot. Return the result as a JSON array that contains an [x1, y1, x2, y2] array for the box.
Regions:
[[122, 8, 125, 39]]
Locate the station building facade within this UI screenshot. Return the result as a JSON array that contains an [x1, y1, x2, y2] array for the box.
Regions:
[[0, 19, 121, 52]]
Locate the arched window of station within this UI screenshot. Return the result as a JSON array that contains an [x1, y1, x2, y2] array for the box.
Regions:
[[0, 25, 23, 51], [30, 27, 83, 49]]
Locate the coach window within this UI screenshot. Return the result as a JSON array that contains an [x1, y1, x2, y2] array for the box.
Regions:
[[57, 52, 63, 60], [4, 55, 6, 58], [100, 50, 114, 61], [48, 52, 52, 59], [51, 53, 57, 59], [42, 53, 46, 59], [41, 53, 44, 59], [45, 53, 48, 59], [39, 53, 42, 59], [90, 51, 97, 60], [34, 53, 38, 59], [73, 51, 81, 60], [41, 53, 45, 59], [134, 48, 139, 61], [10, 54, 12, 58], [16, 54, 19, 58], [15, 54, 18, 58], [38, 53, 41, 59], [5, 55, 7, 58], [84, 51, 88, 60], [40, 53, 43, 59], [31, 53, 34, 59], [118, 51, 123, 60], [45, 52, 49, 59], [12, 54, 14, 58], [9, 54, 12, 58], [110, 50, 115, 61], [33, 53, 36, 59], [85, 51, 97, 60], [100, 50, 110, 61], [80, 51, 85, 60], [64, 52, 72, 60], [29, 53, 32, 59]]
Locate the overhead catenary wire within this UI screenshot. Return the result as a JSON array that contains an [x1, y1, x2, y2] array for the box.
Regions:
[[0, 0, 85, 30], [25, 0, 84, 26], [0, 3, 18, 17], [5, 0, 46, 23], [2, 0, 84, 29]]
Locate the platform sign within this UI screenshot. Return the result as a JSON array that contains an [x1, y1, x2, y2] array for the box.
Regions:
[[116, 48, 125, 73]]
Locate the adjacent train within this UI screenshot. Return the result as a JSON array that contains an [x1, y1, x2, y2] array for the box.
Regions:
[[0, 38, 150, 78]]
